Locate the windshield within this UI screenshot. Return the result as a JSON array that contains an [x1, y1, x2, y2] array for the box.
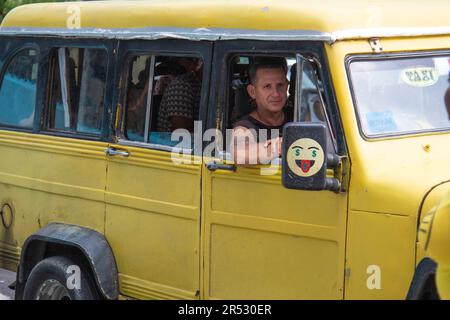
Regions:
[[349, 55, 450, 137]]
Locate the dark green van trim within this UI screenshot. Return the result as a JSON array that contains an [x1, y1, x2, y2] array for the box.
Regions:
[[15, 223, 119, 300]]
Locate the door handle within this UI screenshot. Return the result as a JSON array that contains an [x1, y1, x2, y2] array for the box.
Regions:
[[105, 147, 130, 157], [206, 161, 236, 172]]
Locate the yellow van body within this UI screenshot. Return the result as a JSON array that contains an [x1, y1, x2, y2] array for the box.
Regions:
[[0, 0, 449, 300]]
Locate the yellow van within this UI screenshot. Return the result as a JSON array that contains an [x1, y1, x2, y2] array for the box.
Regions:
[[0, 0, 449, 300]]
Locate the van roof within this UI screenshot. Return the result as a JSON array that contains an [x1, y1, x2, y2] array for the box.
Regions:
[[1, 0, 450, 43]]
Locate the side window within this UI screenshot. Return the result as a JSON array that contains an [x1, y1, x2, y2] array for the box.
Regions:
[[226, 54, 335, 153], [228, 55, 328, 128], [0, 48, 38, 129], [123, 54, 203, 148], [46, 47, 107, 135]]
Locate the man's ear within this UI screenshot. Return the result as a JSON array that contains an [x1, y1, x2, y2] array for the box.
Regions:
[[247, 84, 256, 100]]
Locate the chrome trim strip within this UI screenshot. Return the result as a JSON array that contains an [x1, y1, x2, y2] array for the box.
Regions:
[[0, 27, 334, 43], [117, 138, 194, 154], [1, 26, 450, 43]]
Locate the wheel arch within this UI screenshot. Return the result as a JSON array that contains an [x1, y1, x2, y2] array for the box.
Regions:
[[15, 223, 119, 300]]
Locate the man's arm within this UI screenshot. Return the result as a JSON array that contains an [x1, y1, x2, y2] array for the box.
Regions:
[[231, 126, 282, 165]]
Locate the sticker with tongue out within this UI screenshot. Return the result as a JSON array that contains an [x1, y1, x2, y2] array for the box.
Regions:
[[297, 159, 315, 173], [286, 138, 325, 177]]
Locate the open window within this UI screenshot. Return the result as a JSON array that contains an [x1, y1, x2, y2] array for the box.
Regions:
[[120, 54, 204, 149], [222, 53, 335, 157]]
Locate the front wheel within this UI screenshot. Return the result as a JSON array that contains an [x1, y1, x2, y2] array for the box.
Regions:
[[23, 255, 99, 300]]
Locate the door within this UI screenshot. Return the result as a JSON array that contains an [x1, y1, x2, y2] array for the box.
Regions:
[[201, 41, 348, 299], [105, 39, 212, 299]]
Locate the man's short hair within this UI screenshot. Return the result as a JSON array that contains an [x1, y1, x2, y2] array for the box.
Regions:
[[248, 57, 288, 84]]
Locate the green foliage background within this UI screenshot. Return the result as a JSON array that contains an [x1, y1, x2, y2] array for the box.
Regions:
[[0, 0, 61, 23]]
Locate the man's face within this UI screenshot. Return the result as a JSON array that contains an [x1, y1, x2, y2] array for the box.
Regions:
[[247, 67, 288, 114]]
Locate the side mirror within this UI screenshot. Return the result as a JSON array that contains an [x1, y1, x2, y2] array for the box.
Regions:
[[282, 123, 340, 192]]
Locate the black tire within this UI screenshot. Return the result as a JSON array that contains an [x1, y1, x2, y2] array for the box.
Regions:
[[23, 255, 99, 300], [406, 258, 440, 300]]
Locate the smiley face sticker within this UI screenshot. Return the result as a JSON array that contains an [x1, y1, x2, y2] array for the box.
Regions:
[[286, 138, 325, 177]]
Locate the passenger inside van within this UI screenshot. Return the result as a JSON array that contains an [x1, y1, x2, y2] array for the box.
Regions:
[[126, 56, 203, 140], [157, 57, 203, 133]]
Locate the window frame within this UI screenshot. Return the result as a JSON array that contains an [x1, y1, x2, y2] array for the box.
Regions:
[[113, 39, 213, 155], [0, 44, 41, 131], [209, 40, 346, 156], [40, 39, 114, 142], [346, 50, 450, 141]]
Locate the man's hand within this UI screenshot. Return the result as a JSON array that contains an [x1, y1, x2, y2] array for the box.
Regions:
[[231, 127, 282, 165], [264, 136, 282, 159]]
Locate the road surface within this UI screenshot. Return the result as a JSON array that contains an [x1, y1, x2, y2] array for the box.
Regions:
[[0, 268, 15, 300]]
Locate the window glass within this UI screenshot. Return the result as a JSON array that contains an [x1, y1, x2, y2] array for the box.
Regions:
[[228, 55, 327, 129], [47, 48, 107, 135], [0, 48, 38, 128], [125, 55, 150, 142], [124, 55, 203, 148], [350, 56, 450, 136], [289, 58, 327, 124], [223, 54, 335, 157]]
